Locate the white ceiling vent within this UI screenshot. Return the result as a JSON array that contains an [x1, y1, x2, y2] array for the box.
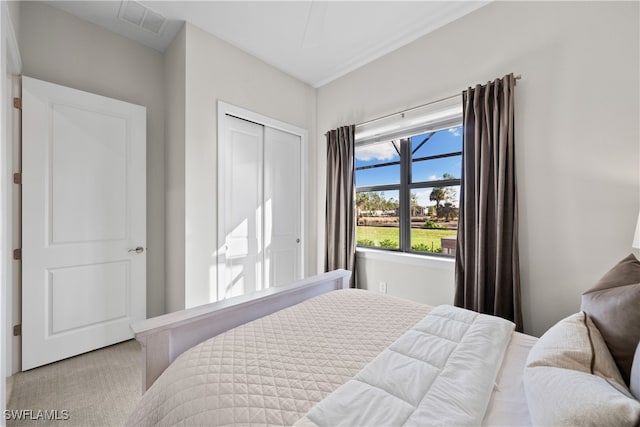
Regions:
[[118, 1, 167, 35]]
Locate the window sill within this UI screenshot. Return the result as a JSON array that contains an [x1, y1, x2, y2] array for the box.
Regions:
[[356, 248, 455, 270]]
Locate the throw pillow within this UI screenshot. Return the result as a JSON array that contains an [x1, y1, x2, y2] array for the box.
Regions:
[[581, 253, 640, 384]]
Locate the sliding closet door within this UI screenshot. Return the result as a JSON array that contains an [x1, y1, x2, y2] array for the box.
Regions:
[[219, 116, 263, 299], [264, 127, 302, 287], [218, 110, 304, 302]]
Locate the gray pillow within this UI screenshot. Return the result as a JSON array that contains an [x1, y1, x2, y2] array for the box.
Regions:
[[632, 341, 640, 400], [581, 254, 640, 385]]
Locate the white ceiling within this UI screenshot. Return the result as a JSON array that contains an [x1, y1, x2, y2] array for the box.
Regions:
[[47, 1, 489, 88]]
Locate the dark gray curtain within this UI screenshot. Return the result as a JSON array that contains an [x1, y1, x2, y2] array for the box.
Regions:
[[325, 125, 356, 287], [454, 73, 523, 331]]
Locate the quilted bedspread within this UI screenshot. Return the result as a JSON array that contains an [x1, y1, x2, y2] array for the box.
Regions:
[[126, 289, 430, 426]]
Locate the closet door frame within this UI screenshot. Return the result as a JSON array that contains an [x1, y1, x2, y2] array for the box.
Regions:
[[216, 101, 307, 299]]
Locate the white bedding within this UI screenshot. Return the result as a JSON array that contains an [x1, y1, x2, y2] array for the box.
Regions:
[[296, 305, 515, 427], [127, 289, 535, 427], [482, 332, 537, 426]]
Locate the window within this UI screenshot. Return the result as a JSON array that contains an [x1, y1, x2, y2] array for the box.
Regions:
[[355, 125, 462, 256]]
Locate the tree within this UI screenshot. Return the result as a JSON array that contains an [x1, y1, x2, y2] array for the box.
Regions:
[[383, 197, 398, 211], [410, 192, 421, 216], [438, 202, 457, 221], [356, 193, 370, 216], [371, 193, 382, 211], [441, 173, 458, 205], [430, 188, 445, 210]]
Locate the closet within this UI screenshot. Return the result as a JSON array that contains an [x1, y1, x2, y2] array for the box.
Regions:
[[217, 108, 304, 300]]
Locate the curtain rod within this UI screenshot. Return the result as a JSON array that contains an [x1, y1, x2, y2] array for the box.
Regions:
[[355, 74, 522, 129]]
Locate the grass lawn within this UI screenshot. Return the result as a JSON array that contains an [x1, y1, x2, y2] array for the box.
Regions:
[[357, 226, 456, 252]]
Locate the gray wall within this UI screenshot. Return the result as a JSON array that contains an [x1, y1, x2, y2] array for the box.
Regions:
[[18, 2, 167, 318], [163, 25, 186, 313], [317, 1, 639, 336]]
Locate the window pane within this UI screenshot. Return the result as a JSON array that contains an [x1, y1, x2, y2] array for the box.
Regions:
[[410, 185, 460, 255], [356, 190, 399, 250], [355, 140, 400, 187], [411, 126, 462, 184], [412, 155, 462, 183], [411, 126, 462, 158], [356, 164, 400, 187]]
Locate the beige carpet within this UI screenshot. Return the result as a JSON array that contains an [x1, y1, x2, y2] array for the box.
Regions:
[[7, 340, 142, 427]]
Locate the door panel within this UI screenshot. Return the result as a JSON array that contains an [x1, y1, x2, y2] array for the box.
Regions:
[[50, 105, 128, 244], [49, 262, 129, 334], [271, 249, 297, 288], [264, 127, 301, 287], [219, 116, 263, 299], [22, 76, 146, 370]]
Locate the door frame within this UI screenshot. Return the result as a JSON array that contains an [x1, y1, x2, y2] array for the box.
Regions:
[[216, 101, 307, 301], [1, 0, 22, 400]]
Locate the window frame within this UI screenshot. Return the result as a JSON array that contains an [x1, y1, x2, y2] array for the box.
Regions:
[[355, 125, 462, 257]]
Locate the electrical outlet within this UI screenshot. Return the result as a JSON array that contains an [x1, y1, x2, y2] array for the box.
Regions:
[[379, 281, 387, 293]]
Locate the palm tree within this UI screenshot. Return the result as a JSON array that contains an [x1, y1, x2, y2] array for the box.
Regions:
[[410, 192, 420, 216], [430, 188, 445, 211]]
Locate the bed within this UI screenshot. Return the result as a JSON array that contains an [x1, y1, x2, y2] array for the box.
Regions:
[[127, 262, 640, 427]]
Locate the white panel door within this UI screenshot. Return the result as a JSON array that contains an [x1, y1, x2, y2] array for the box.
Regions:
[[218, 115, 263, 300], [22, 76, 146, 370], [264, 127, 302, 287]]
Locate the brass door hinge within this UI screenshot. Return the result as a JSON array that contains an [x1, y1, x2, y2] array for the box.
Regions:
[[13, 249, 21, 260], [13, 324, 21, 337], [13, 97, 21, 110], [13, 172, 21, 185]]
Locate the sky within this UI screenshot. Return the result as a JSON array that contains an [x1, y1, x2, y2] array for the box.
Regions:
[[355, 127, 462, 207]]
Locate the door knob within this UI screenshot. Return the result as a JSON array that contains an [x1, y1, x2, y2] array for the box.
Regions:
[[128, 246, 144, 254]]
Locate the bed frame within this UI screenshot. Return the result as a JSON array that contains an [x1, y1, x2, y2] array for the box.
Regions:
[[131, 269, 352, 391]]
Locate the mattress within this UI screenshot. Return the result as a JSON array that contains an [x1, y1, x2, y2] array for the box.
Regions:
[[127, 289, 536, 426]]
